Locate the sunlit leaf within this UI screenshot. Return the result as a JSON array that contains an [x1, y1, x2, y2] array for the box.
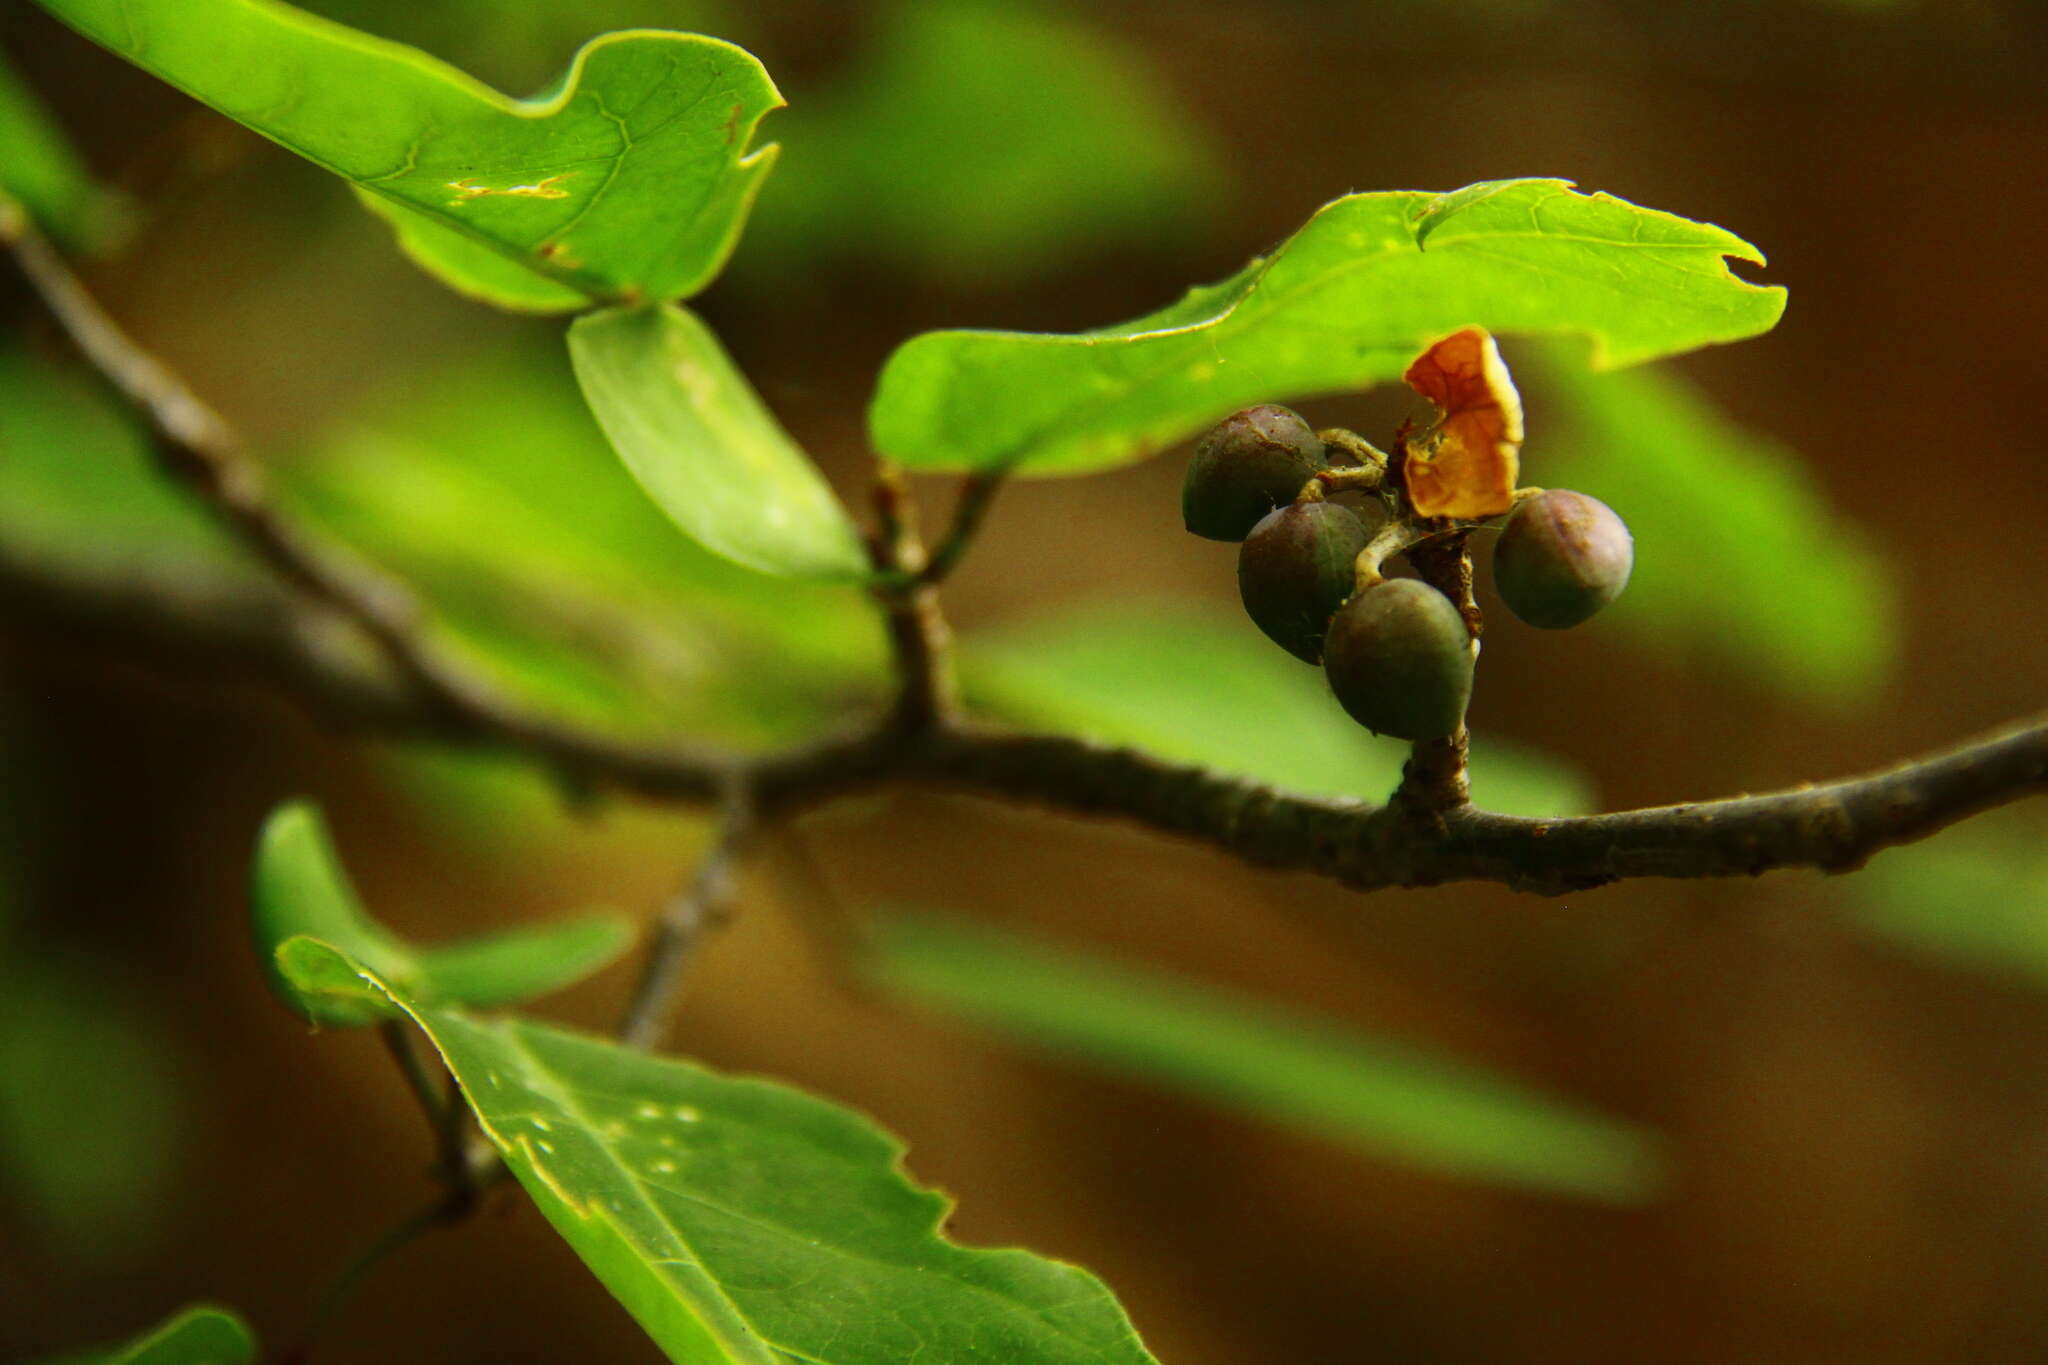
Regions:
[[1850, 809, 2048, 985], [872, 914, 1664, 1203], [961, 603, 1592, 816], [250, 801, 631, 1025], [36, 1306, 256, 1365], [0, 50, 131, 253], [355, 192, 591, 312], [37, 0, 781, 308], [569, 304, 874, 581], [277, 938, 1163, 1365], [870, 178, 1784, 475], [745, 0, 1223, 286], [1530, 353, 1895, 701]]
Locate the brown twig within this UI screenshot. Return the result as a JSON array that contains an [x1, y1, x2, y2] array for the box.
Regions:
[[868, 460, 958, 735], [617, 782, 757, 1050], [0, 202, 738, 798], [1397, 529, 1481, 813], [5, 207, 2044, 902]]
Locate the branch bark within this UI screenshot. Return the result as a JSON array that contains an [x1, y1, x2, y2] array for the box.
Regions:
[[617, 782, 756, 1050], [1, 202, 740, 799], [6, 208, 2043, 901]]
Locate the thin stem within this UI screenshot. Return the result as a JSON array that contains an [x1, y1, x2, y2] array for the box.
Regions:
[[1317, 428, 1392, 474], [288, 1189, 468, 1361], [377, 1022, 448, 1133], [618, 783, 756, 1050], [1353, 517, 1437, 592], [868, 460, 958, 735], [919, 473, 1007, 586], [1393, 728, 1473, 817], [1406, 529, 1483, 640]]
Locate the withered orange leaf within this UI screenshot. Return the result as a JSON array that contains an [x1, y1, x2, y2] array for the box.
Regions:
[[1402, 326, 1523, 518]]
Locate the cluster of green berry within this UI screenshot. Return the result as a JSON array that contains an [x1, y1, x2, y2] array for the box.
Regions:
[[1182, 403, 1633, 743]]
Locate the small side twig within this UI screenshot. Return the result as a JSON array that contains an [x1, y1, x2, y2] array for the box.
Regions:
[[377, 1021, 449, 1133], [284, 1188, 468, 1363], [868, 460, 958, 735], [618, 781, 757, 1050], [1393, 729, 1473, 817], [1393, 529, 1480, 812], [919, 473, 1007, 586]]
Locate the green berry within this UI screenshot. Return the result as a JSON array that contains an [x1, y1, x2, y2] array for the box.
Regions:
[[1493, 489, 1633, 629], [1322, 579, 1474, 741], [1181, 405, 1327, 541], [1238, 501, 1371, 664]]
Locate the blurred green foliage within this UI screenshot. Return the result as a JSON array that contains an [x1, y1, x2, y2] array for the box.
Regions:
[[1852, 808, 2048, 986], [30, 1305, 255, 1365], [1534, 354, 1897, 703], [873, 913, 1665, 1202], [0, 51, 130, 254], [963, 603, 1593, 814], [0, 699, 188, 1269], [284, 343, 885, 744], [0, 342, 258, 591], [744, 0, 1224, 287]]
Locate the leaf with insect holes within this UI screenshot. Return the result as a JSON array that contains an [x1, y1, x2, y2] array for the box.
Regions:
[[36, 0, 780, 309], [275, 938, 1164, 1365], [250, 801, 632, 1026], [869, 178, 1784, 476]]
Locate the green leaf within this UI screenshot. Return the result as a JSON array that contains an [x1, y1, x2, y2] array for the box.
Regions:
[[1531, 353, 1896, 702], [39, 1306, 255, 1365], [1850, 809, 2048, 986], [745, 0, 1224, 286], [961, 603, 1592, 815], [250, 801, 632, 1025], [569, 304, 874, 581], [0, 49, 131, 253], [0, 959, 188, 1264], [873, 914, 1665, 1203], [277, 938, 1162, 1365], [355, 191, 592, 313], [870, 178, 1785, 475], [283, 342, 884, 746], [416, 915, 634, 1008], [37, 0, 781, 308]]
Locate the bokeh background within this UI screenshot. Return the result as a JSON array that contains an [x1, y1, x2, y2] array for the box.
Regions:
[[4, 1, 2047, 1361]]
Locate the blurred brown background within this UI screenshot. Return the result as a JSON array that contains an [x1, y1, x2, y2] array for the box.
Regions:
[[3, 1, 2047, 1361]]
